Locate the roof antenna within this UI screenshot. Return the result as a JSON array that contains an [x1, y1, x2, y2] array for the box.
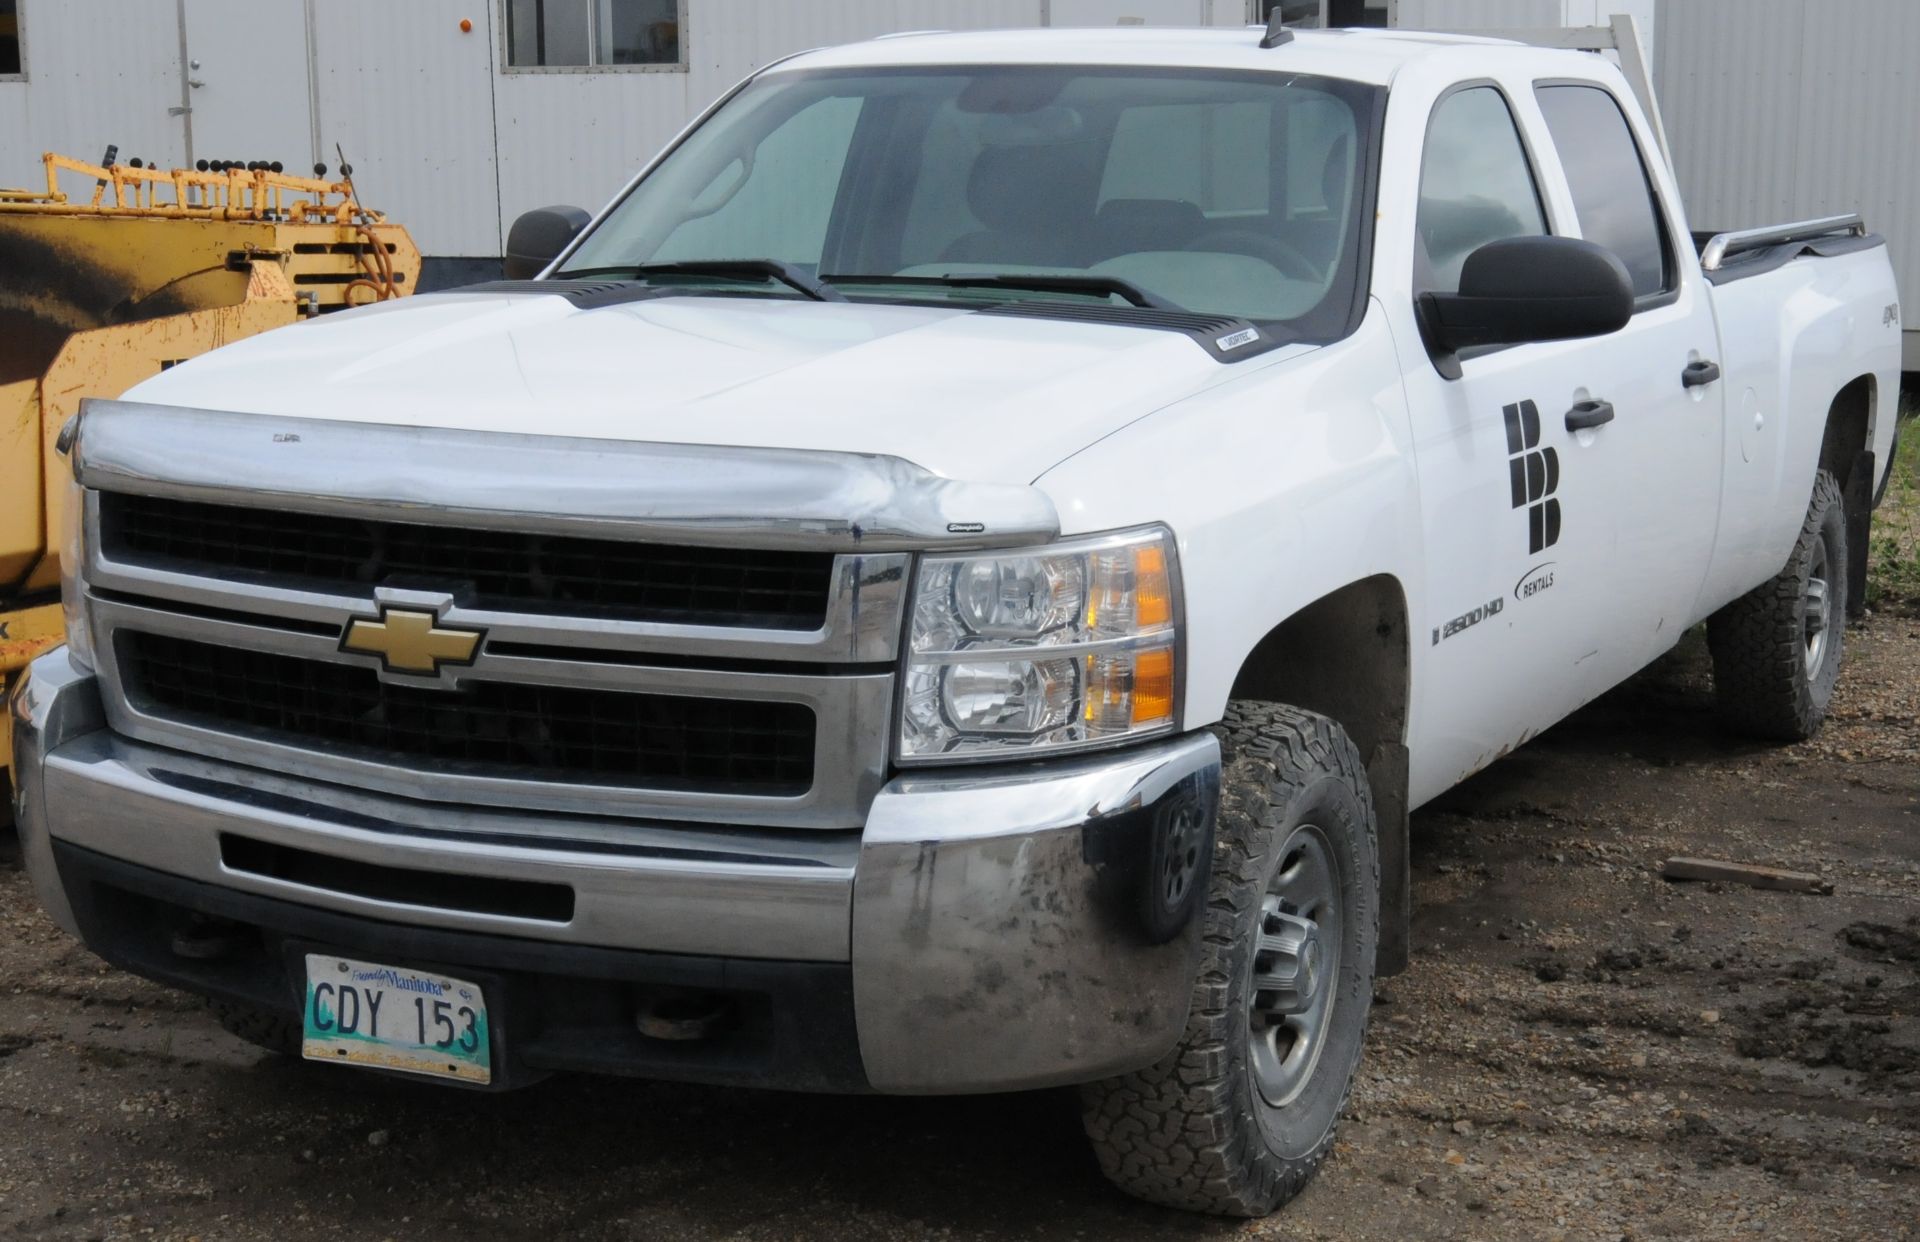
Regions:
[[1259, 8, 1295, 48]]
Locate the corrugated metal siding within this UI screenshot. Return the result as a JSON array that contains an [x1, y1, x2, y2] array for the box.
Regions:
[[0, 1, 186, 181], [1655, 0, 1918, 354]]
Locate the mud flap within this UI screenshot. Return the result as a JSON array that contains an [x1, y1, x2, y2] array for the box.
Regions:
[[1368, 741, 1410, 977], [1845, 448, 1874, 621]]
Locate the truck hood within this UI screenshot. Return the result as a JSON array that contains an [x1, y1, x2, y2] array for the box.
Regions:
[[126, 290, 1304, 486]]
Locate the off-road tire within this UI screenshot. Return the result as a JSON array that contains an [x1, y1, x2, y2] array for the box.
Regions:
[[1079, 702, 1379, 1217], [209, 998, 300, 1056], [1708, 469, 1848, 740]]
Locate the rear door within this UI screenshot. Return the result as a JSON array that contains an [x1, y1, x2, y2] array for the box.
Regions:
[[1528, 80, 1725, 685]]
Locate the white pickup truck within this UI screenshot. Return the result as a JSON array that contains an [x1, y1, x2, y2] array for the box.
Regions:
[[10, 23, 1903, 1217]]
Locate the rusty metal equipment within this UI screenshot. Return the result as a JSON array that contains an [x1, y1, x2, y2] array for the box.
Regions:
[[0, 152, 421, 783]]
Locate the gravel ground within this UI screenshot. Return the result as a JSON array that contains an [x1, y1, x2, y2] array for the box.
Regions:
[[2, 553, 1916, 1239]]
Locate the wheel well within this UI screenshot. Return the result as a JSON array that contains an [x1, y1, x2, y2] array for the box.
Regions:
[[1230, 574, 1410, 767], [1229, 575, 1413, 975], [1819, 374, 1875, 492]]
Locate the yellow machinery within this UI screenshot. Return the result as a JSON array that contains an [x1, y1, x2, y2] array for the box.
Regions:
[[1, 152, 421, 785]]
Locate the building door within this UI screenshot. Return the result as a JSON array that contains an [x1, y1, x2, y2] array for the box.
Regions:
[[179, 0, 315, 171]]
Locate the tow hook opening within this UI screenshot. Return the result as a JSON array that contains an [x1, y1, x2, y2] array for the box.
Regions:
[[634, 987, 734, 1042], [168, 913, 260, 962]]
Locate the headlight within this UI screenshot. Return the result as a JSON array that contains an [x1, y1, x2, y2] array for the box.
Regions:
[[899, 526, 1179, 762], [59, 472, 94, 671]]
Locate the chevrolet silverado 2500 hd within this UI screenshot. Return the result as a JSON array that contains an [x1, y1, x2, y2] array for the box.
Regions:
[[10, 26, 1903, 1217]]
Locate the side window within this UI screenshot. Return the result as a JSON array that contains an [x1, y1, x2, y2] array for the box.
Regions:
[[1415, 87, 1547, 294], [1533, 84, 1671, 299], [652, 96, 863, 266]]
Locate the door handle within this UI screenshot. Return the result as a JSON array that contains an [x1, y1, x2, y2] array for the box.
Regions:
[[1565, 399, 1615, 432], [1682, 359, 1721, 389]]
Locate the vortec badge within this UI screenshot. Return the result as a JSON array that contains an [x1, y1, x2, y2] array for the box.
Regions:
[[340, 607, 482, 675]]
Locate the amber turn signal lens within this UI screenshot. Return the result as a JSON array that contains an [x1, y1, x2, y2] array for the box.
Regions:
[[1130, 646, 1175, 726]]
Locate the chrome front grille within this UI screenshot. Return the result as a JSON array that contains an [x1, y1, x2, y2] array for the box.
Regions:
[[83, 498, 907, 831]]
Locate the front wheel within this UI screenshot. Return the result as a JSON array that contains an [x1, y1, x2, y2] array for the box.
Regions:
[[1079, 702, 1378, 1217], [1708, 469, 1848, 740]]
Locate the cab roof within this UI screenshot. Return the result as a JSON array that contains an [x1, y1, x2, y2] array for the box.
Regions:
[[773, 27, 1562, 88]]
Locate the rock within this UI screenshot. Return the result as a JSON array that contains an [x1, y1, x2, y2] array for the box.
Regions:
[[1700, 1010, 1720, 1025], [1537, 963, 1568, 983], [1452, 1119, 1475, 1137], [367, 1129, 391, 1148]]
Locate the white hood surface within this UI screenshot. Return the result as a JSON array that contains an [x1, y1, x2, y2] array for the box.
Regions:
[[127, 289, 1290, 486]]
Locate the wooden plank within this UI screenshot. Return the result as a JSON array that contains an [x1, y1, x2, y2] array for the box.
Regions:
[[1660, 857, 1834, 895]]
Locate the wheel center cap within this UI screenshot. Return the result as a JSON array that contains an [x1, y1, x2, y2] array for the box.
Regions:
[[1253, 908, 1323, 1016], [1299, 938, 1321, 1000]]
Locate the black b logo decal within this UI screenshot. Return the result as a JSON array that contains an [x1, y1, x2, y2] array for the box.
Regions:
[[1504, 400, 1560, 554]]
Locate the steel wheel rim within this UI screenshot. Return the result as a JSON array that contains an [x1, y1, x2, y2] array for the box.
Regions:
[[1160, 798, 1207, 910], [1805, 532, 1832, 677], [1247, 823, 1342, 1109]]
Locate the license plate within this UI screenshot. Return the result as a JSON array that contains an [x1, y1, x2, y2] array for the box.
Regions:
[[301, 954, 491, 1084]]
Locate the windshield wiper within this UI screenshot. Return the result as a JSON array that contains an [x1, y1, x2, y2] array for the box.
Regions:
[[555, 259, 845, 303], [822, 272, 1182, 311]]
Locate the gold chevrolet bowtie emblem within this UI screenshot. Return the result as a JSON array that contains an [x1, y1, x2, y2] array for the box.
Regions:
[[340, 607, 483, 675]]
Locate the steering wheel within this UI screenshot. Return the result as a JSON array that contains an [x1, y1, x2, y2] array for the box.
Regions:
[[1186, 227, 1321, 283]]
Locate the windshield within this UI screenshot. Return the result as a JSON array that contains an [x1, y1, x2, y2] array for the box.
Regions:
[[560, 65, 1380, 335]]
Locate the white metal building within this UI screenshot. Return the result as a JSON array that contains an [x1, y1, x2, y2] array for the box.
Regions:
[[1, 0, 1914, 365]]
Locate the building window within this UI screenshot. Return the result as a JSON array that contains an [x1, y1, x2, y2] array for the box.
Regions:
[[0, 0, 24, 78], [1256, 1, 1387, 28], [505, 0, 682, 71]]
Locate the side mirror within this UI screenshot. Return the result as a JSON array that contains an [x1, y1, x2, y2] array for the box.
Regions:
[[1419, 235, 1633, 358], [503, 205, 591, 280]]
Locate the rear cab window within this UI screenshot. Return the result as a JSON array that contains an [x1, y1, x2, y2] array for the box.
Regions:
[[1532, 83, 1675, 304]]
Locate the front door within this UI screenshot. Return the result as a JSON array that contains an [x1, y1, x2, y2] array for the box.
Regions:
[[1399, 84, 1627, 794]]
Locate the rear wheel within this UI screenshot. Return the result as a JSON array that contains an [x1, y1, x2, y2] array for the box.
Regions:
[[1708, 469, 1848, 740], [1079, 701, 1378, 1217]]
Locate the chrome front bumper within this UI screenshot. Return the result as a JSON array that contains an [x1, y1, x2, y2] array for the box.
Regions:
[[9, 649, 1217, 1094]]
